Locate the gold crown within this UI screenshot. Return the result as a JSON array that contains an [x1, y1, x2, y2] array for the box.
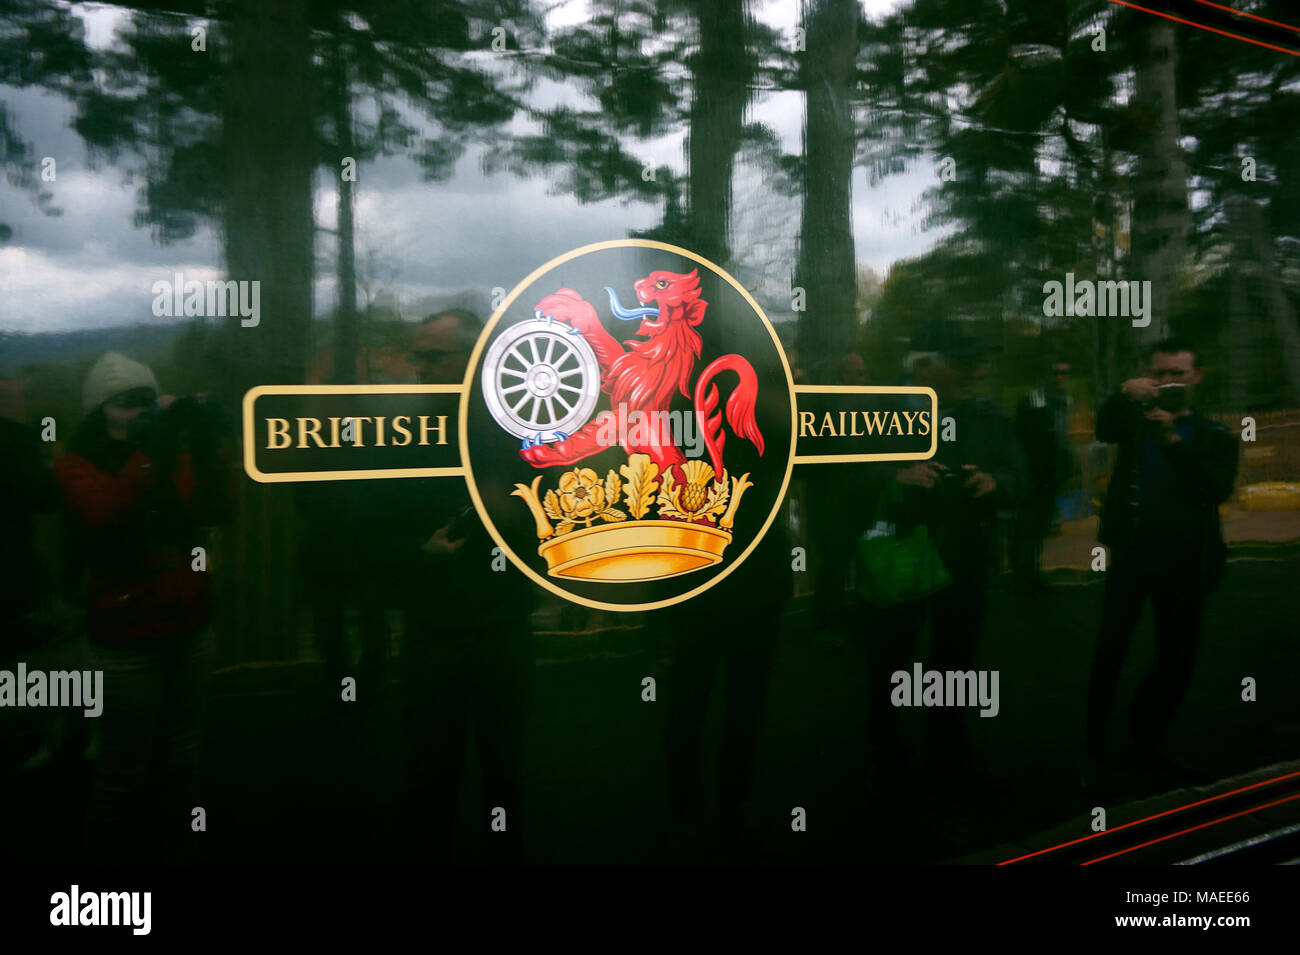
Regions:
[[510, 454, 753, 583]]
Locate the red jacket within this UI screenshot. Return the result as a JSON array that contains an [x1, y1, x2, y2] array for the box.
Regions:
[[56, 447, 237, 644]]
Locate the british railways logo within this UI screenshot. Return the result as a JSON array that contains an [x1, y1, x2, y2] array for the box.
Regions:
[[243, 239, 936, 611]]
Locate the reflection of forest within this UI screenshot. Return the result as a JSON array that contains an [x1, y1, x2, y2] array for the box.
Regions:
[[3, 0, 1300, 666], [6, 0, 1299, 393]]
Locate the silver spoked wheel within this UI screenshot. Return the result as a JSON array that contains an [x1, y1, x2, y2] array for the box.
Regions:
[[481, 318, 601, 443]]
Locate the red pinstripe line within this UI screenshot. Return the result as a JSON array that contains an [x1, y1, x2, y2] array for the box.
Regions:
[[1185, 0, 1300, 34], [1106, 0, 1300, 56], [1082, 791, 1300, 864], [997, 769, 1300, 864]]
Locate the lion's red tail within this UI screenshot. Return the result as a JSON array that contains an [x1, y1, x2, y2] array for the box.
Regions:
[[693, 355, 764, 475]]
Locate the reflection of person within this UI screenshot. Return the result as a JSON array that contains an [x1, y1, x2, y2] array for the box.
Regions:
[[1083, 339, 1238, 784], [1014, 361, 1073, 591], [663, 510, 792, 852], [300, 363, 397, 705], [1, 410, 65, 777], [0, 414, 59, 662], [301, 481, 391, 701], [809, 352, 870, 638], [861, 323, 1025, 779], [837, 352, 868, 387], [396, 311, 536, 859], [57, 353, 236, 861], [412, 309, 478, 386]]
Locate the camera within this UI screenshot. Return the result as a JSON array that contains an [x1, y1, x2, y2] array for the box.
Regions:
[[1153, 383, 1188, 414], [938, 467, 973, 499], [127, 394, 228, 458]]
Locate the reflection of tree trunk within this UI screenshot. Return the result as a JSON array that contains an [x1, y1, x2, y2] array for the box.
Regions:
[[333, 37, 359, 385], [686, 0, 752, 267], [1226, 196, 1256, 408], [1130, 22, 1188, 345], [215, 0, 316, 665], [794, 0, 858, 380], [1094, 165, 1121, 403], [1092, 207, 1109, 407], [1105, 300, 1119, 394], [1228, 195, 1300, 408]]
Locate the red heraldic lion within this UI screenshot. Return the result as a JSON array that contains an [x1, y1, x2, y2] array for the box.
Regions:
[[520, 268, 764, 481]]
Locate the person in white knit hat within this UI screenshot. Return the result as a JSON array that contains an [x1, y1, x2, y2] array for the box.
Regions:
[[82, 351, 160, 414], [79, 351, 172, 443], [57, 352, 236, 863]]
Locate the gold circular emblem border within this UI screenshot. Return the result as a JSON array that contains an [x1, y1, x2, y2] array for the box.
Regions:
[[460, 238, 798, 613]]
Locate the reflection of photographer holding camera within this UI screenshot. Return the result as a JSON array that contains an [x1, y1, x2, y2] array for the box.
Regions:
[[394, 311, 536, 860], [126, 391, 227, 471], [1083, 338, 1238, 786], [859, 322, 1026, 780], [56, 352, 236, 861]]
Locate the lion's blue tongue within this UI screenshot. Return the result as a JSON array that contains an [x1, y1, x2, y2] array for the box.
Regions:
[[605, 286, 659, 322]]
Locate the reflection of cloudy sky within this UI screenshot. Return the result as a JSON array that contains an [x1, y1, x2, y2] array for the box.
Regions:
[[0, 0, 934, 335]]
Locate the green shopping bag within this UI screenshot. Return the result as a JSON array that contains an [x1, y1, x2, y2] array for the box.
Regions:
[[855, 483, 951, 607]]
